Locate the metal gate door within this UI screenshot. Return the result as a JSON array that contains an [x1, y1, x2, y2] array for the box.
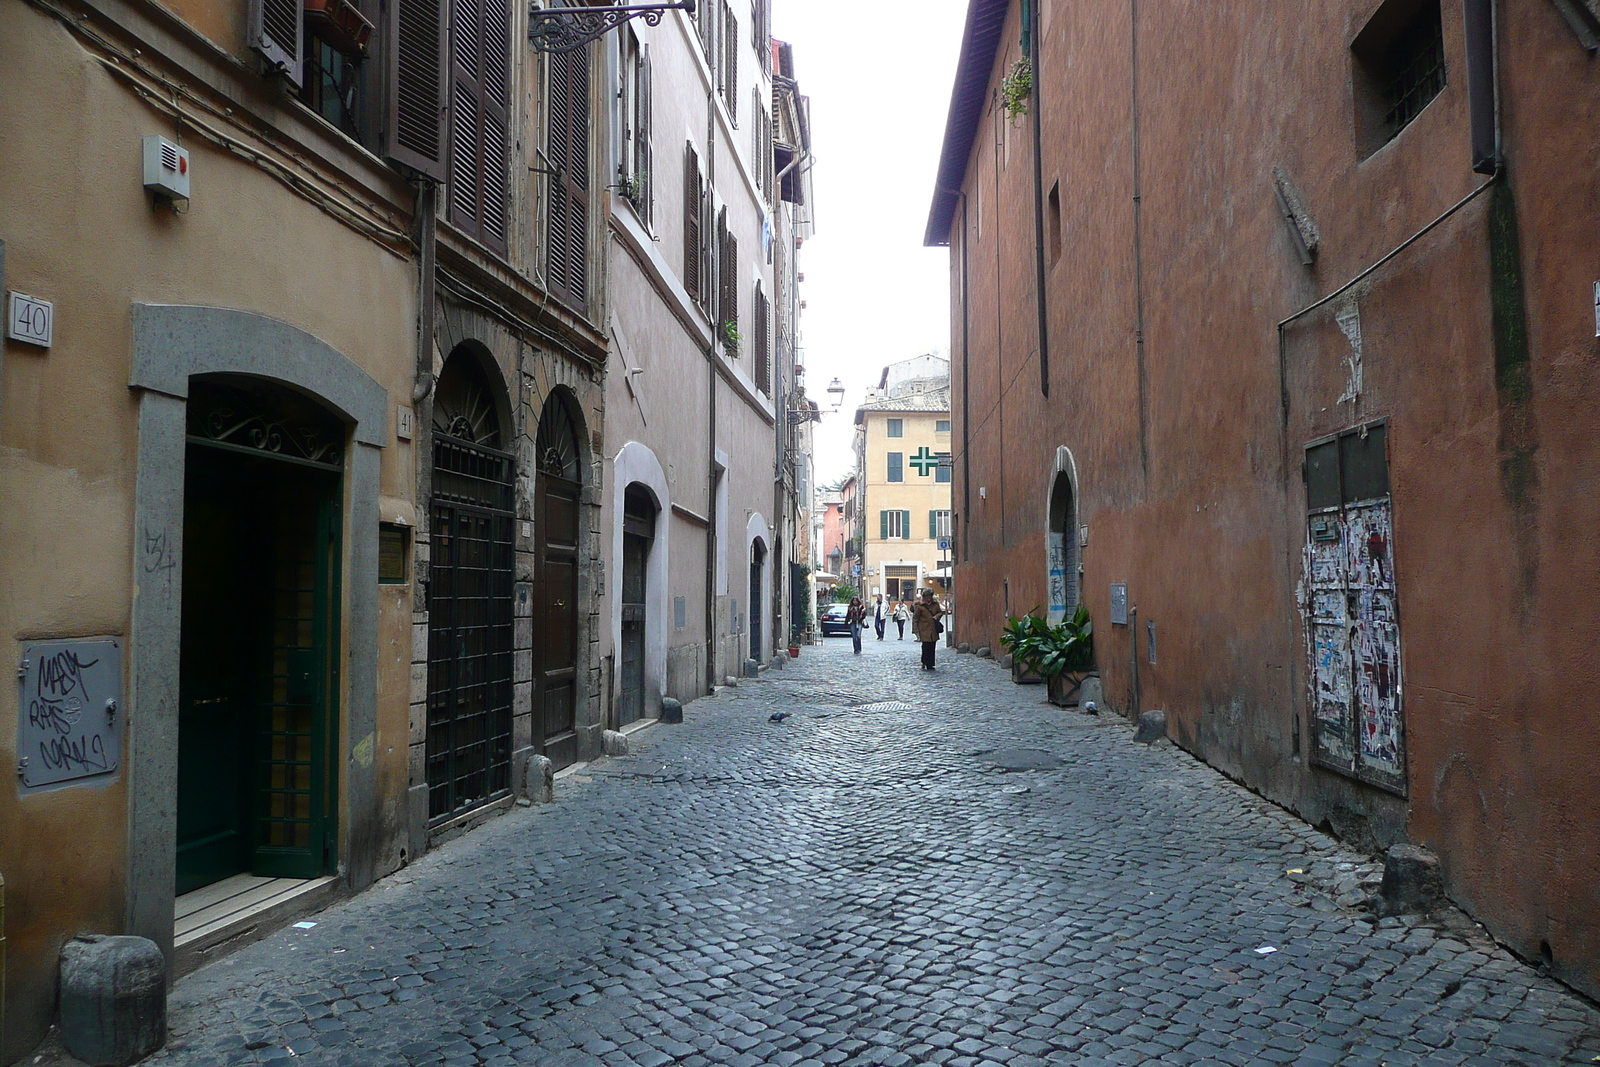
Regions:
[[427, 437, 515, 821], [1303, 424, 1405, 794], [617, 485, 655, 727], [748, 543, 765, 664]]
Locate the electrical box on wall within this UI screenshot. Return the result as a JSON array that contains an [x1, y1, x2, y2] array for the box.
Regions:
[[142, 136, 190, 203]]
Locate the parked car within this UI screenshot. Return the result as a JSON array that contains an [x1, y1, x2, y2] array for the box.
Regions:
[[819, 603, 852, 636]]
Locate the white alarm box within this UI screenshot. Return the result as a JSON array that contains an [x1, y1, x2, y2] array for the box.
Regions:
[[142, 135, 190, 201]]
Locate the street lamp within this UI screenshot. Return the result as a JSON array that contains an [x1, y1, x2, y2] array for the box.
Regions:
[[528, 1, 696, 54], [825, 377, 845, 412]]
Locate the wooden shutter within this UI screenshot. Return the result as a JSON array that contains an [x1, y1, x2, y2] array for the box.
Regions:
[[446, 0, 509, 251], [880, 511, 888, 540], [248, 0, 303, 85], [636, 45, 653, 226], [754, 288, 769, 395], [699, 0, 717, 69], [903, 511, 912, 539], [722, 4, 737, 122], [386, 0, 450, 179], [683, 147, 701, 301], [546, 45, 591, 307]]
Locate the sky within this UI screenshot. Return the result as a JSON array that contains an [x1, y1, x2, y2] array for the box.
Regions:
[[772, 0, 969, 487]]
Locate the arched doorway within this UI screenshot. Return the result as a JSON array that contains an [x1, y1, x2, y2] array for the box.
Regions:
[[426, 351, 515, 822], [534, 393, 583, 769], [748, 538, 767, 665], [1047, 467, 1080, 623], [618, 484, 658, 726], [177, 376, 345, 893]]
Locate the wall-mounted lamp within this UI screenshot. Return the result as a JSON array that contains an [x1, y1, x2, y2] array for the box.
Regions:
[[529, 0, 695, 53]]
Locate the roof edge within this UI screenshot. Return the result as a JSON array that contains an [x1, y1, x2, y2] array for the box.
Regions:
[[923, 0, 1012, 247]]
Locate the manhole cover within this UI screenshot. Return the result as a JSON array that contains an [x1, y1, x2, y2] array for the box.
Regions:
[[987, 749, 1061, 771], [854, 702, 914, 713]]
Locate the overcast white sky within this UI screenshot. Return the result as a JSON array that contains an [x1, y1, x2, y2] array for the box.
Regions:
[[772, 1, 968, 487]]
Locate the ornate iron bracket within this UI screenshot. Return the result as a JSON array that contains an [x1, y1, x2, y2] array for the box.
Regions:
[[528, 1, 695, 53]]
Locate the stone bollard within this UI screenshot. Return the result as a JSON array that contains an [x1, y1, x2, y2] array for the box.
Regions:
[[998, 653, 1014, 670], [771, 651, 787, 669], [976, 646, 992, 659], [601, 729, 629, 757], [1079, 675, 1104, 710], [1376, 843, 1444, 916], [59, 935, 167, 1066], [957, 643, 971, 654], [659, 697, 684, 724], [1133, 709, 1168, 744], [744, 659, 760, 678], [521, 753, 554, 804]]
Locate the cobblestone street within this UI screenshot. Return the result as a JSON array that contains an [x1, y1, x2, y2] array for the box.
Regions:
[[148, 638, 1599, 1067]]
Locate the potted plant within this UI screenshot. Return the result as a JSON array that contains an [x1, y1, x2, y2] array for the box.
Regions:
[[720, 320, 741, 355], [1001, 608, 1096, 705], [1001, 57, 1032, 125]]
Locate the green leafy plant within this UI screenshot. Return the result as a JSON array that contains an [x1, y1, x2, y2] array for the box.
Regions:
[[834, 581, 858, 603], [720, 320, 741, 353], [1001, 58, 1032, 125], [1000, 607, 1094, 677]]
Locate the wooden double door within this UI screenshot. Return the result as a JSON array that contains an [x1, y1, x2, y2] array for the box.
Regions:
[[177, 386, 342, 896]]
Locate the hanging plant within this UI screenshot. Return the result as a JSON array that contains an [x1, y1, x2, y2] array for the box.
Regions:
[[1001, 57, 1032, 125]]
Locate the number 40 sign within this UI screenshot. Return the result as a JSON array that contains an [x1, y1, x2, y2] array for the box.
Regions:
[[7, 291, 54, 348]]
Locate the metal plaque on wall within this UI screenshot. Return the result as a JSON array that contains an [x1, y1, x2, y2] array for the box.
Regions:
[[1109, 584, 1129, 626], [16, 637, 123, 789]]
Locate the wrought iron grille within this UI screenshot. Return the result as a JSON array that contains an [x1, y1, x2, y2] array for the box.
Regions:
[[1381, 6, 1446, 139], [427, 436, 515, 821]]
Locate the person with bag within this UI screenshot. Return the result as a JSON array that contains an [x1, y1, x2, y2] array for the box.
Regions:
[[845, 597, 868, 655], [873, 593, 888, 641], [913, 589, 945, 670], [893, 600, 910, 640]]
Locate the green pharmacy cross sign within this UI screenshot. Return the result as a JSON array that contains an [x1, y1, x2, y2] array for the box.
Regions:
[[910, 447, 939, 476]]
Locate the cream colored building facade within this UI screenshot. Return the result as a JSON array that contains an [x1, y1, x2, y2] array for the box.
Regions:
[[855, 358, 953, 607]]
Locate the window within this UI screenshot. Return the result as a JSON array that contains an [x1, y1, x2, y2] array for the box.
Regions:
[[751, 0, 771, 75], [1352, 0, 1445, 156], [1047, 180, 1062, 266], [935, 452, 952, 484], [930, 510, 952, 539], [887, 452, 903, 482], [698, 0, 717, 70], [886, 418, 904, 438], [618, 30, 652, 226], [717, 209, 739, 349], [935, 419, 950, 434], [300, 26, 369, 141], [448, 0, 512, 251], [881, 509, 910, 540], [544, 41, 590, 303], [378, 523, 410, 583]]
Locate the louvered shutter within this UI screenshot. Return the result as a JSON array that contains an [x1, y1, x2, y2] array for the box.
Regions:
[[903, 511, 912, 539], [248, 0, 303, 85], [446, 0, 509, 250], [930, 511, 938, 539], [546, 45, 591, 307], [683, 147, 701, 301], [636, 45, 653, 226], [880, 511, 888, 540], [699, 0, 717, 69], [722, 5, 737, 122], [385, 0, 449, 179], [753, 288, 769, 395]]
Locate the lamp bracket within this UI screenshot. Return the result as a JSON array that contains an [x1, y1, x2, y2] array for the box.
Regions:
[[529, 1, 695, 53]]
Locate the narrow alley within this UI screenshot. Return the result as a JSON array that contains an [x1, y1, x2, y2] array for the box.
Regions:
[[141, 640, 1598, 1067]]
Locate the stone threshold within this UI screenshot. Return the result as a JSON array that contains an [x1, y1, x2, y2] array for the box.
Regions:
[[174, 873, 340, 978]]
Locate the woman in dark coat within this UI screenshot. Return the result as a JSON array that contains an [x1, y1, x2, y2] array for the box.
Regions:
[[912, 589, 945, 670], [845, 597, 867, 654]]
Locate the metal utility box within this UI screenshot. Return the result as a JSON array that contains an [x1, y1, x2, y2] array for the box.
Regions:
[[142, 135, 190, 201]]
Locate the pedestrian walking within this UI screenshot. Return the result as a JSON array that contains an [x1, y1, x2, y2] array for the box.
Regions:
[[913, 589, 945, 670], [893, 600, 909, 640], [845, 597, 867, 654], [873, 594, 888, 641]]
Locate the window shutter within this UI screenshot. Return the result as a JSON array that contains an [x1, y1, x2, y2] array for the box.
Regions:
[[729, 4, 739, 123], [930, 511, 937, 539], [753, 288, 769, 394], [880, 511, 888, 540], [904, 511, 912, 539], [446, 0, 509, 252], [386, 0, 449, 179], [447, 0, 481, 233], [637, 44, 653, 226], [248, 0, 303, 86], [546, 45, 591, 307], [699, 0, 717, 69], [683, 147, 702, 301], [480, 0, 510, 247]]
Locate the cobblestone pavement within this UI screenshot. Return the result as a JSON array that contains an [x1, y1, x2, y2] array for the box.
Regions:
[[149, 637, 1600, 1067]]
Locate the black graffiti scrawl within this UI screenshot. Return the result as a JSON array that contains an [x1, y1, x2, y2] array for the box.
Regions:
[[17, 637, 122, 789]]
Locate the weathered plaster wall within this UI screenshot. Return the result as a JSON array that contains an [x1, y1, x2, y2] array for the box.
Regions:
[[946, 0, 1600, 997]]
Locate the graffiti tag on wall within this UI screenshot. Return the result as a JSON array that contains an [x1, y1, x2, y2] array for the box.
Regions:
[[16, 637, 123, 790]]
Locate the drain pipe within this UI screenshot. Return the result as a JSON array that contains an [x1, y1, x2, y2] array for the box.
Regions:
[[1130, 0, 1149, 476], [1026, 0, 1050, 398], [704, 88, 720, 693]]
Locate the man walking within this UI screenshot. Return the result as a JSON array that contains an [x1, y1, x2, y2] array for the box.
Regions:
[[873, 593, 888, 641]]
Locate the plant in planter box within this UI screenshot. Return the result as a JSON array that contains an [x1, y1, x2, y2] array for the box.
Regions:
[[720, 320, 741, 355], [1001, 608, 1095, 694], [999, 612, 1050, 684]]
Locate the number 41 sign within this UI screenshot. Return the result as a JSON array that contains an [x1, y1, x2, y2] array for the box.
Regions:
[[7, 291, 54, 348]]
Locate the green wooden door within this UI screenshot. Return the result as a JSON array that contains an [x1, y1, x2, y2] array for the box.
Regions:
[[177, 380, 343, 894]]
